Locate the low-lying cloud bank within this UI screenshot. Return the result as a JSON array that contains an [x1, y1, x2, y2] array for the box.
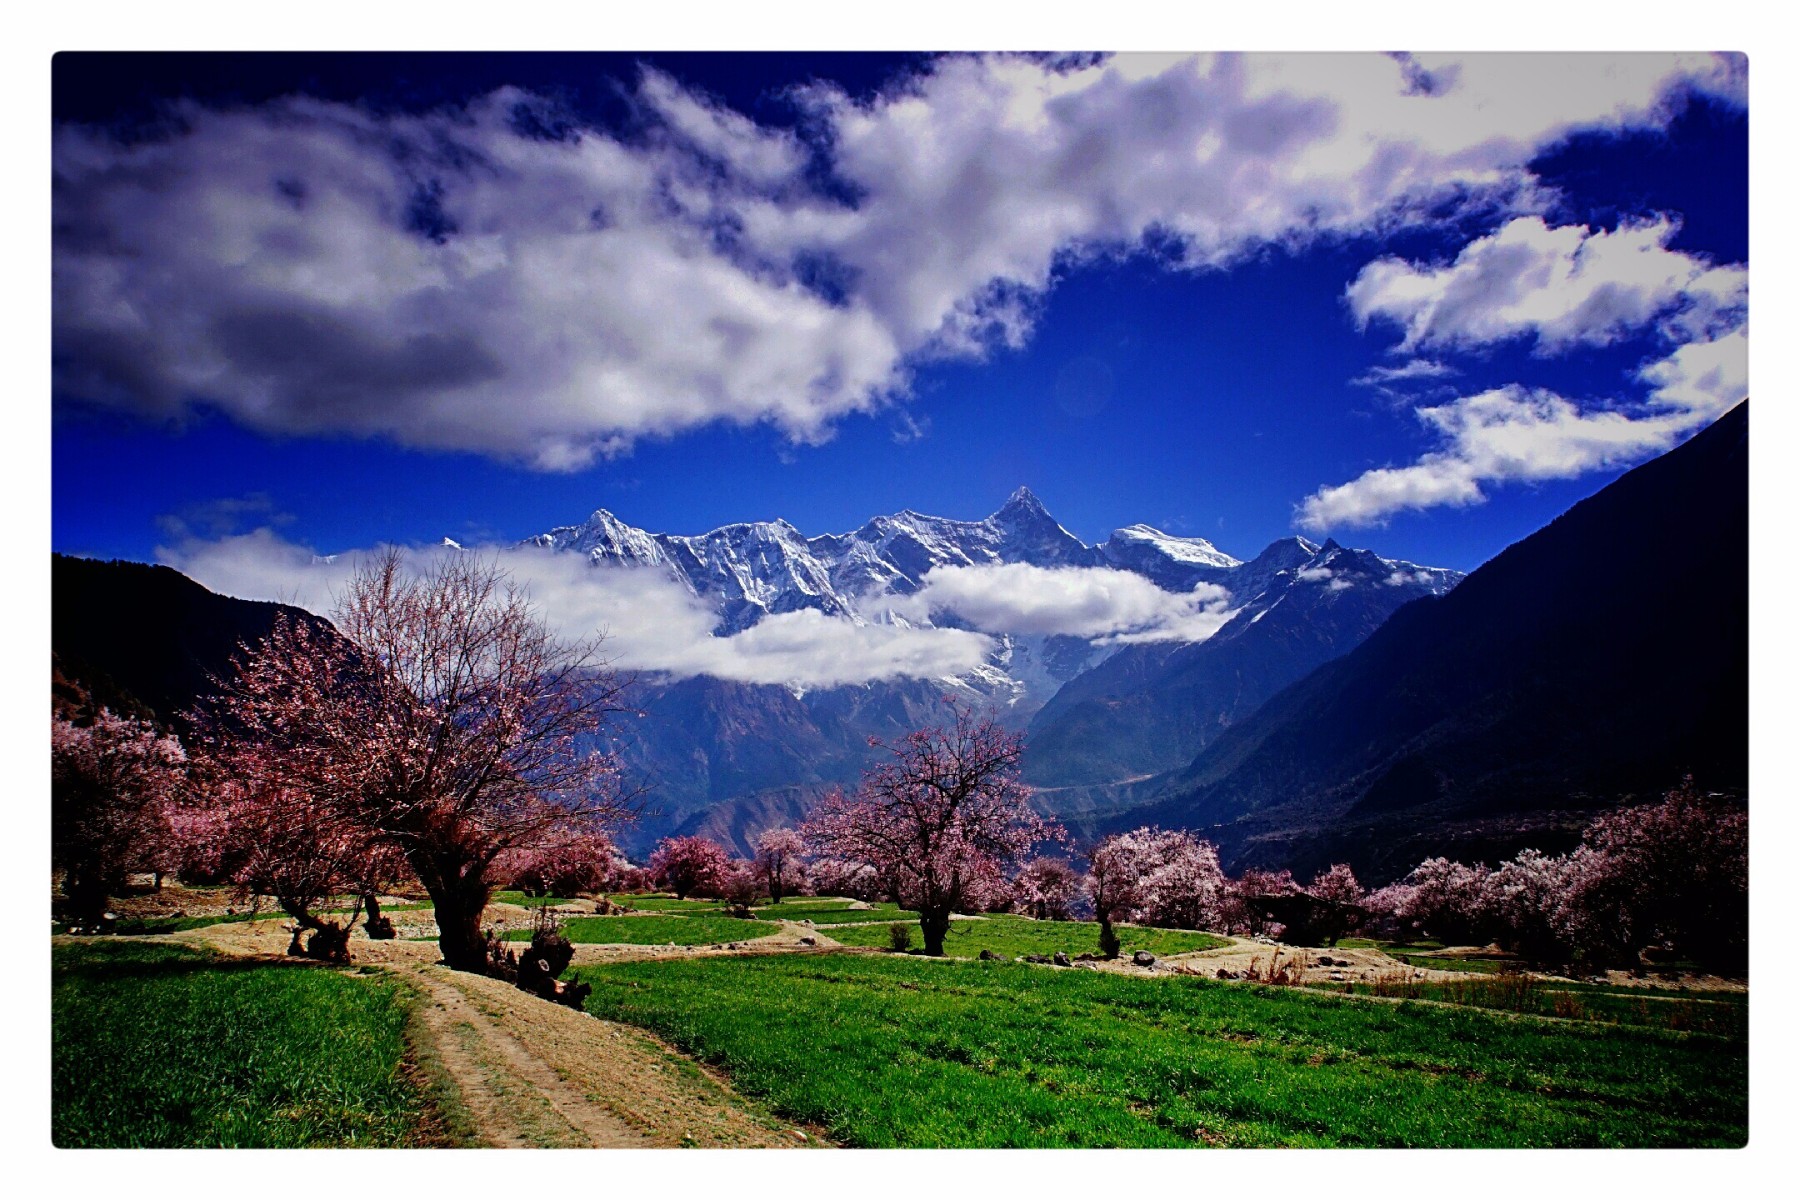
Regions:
[[160, 535, 1238, 688], [163, 534, 994, 689], [887, 562, 1234, 645]]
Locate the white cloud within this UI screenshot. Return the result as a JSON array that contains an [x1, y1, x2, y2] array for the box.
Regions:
[[1294, 324, 1747, 529], [888, 562, 1234, 645], [55, 53, 1742, 468], [159, 534, 993, 689], [1294, 566, 1334, 582], [1346, 215, 1746, 353], [1308, 188, 1749, 530], [1352, 359, 1456, 388]]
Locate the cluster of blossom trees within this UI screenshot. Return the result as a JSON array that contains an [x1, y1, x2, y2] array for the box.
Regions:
[[499, 829, 632, 900], [52, 550, 638, 970], [51, 569, 1747, 978], [51, 709, 187, 926], [191, 550, 636, 969], [1086, 828, 1366, 953], [1363, 781, 1746, 972]]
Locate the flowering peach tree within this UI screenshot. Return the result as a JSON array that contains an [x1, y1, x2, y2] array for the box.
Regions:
[[754, 827, 806, 903], [197, 549, 633, 971], [804, 705, 1060, 956], [52, 710, 187, 926]]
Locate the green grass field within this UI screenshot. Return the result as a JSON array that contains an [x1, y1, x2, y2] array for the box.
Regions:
[[606, 894, 721, 912], [1316, 974, 1747, 1037], [824, 915, 1229, 959], [504, 913, 779, 945], [52, 940, 439, 1147], [754, 899, 919, 923], [492, 890, 579, 908], [574, 954, 1746, 1148]]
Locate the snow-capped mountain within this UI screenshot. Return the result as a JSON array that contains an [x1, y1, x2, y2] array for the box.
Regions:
[[510, 489, 1462, 855], [528, 487, 1137, 634], [521, 486, 1457, 711]]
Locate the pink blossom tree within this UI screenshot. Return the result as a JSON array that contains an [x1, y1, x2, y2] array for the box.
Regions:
[[198, 549, 634, 973], [803, 706, 1060, 956], [1580, 779, 1747, 972], [806, 856, 881, 900], [1136, 833, 1228, 931], [503, 828, 626, 898], [1392, 857, 1498, 945], [647, 836, 733, 900], [720, 857, 764, 907], [754, 827, 806, 903], [1085, 828, 1159, 959], [1086, 827, 1227, 956], [182, 771, 409, 960], [52, 710, 187, 926], [1014, 856, 1081, 921], [1302, 863, 1367, 946]]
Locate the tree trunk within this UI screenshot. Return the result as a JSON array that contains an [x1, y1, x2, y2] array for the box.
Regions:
[[919, 907, 952, 957], [63, 868, 112, 928], [769, 870, 784, 904], [364, 892, 396, 940], [1098, 911, 1121, 960], [428, 874, 493, 973]]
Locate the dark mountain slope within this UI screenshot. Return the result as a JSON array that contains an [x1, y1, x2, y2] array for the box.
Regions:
[[1116, 402, 1748, 882], [1025, 538, 1450, 788], [51, 554, 330, 731]]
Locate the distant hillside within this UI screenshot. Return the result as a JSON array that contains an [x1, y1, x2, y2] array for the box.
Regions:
[[51, 555, 332, 731], [1025, 538, 1458, 790], [1107, 402, 1749, 883]]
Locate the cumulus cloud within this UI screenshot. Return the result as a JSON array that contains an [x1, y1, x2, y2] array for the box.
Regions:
[[159, 534, 993, 688], [1346, 215, 1747, 353], [54, 52, 1742, 468], [1308, 191, 1749, 530], [1295, 324, 1747, 529], [888, 562, 1234, 645]]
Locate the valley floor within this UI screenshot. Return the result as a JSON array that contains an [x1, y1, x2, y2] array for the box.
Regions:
[[53, 892, 1748, 1149]]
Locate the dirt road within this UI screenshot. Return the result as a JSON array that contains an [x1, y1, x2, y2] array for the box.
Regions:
[[180, 915, 821, 1149]]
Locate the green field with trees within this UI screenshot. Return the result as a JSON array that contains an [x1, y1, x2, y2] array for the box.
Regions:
[[575, 953, 1746, 1148]]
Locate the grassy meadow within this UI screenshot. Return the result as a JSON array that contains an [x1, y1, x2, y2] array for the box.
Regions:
[[754, 899, 918, 924], [824, 914, 1229, 959], [1314, 973, 1748, 1037], [503, 913, 779, 945], [575, 953, 1746, 1148], [52, 941, 441, 1147]]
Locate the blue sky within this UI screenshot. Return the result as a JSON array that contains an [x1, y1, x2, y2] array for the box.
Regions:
[[53, 52, 1747, 577]]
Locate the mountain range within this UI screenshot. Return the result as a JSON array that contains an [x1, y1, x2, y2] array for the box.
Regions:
[[1091, 401, 1749, 882], [513, 488, 1460, 853], [52, 404, 1745, 875]]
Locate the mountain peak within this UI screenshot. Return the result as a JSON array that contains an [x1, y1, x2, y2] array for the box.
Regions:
[[995, 486, 1049, 519]]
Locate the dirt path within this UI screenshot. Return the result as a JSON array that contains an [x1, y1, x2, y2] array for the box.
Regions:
[[179, 917, 821, 1149], [1086, 935, 1477, 984]]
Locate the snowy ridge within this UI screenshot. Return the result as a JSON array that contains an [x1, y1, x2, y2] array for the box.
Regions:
[[516, 487, 1462, 710]]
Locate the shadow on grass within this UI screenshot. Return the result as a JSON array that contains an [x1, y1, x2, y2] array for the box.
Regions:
[[50, 939, 333, 983]]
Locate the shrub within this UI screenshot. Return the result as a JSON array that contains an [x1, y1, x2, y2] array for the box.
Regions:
[[888, 922, 913, 953]]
